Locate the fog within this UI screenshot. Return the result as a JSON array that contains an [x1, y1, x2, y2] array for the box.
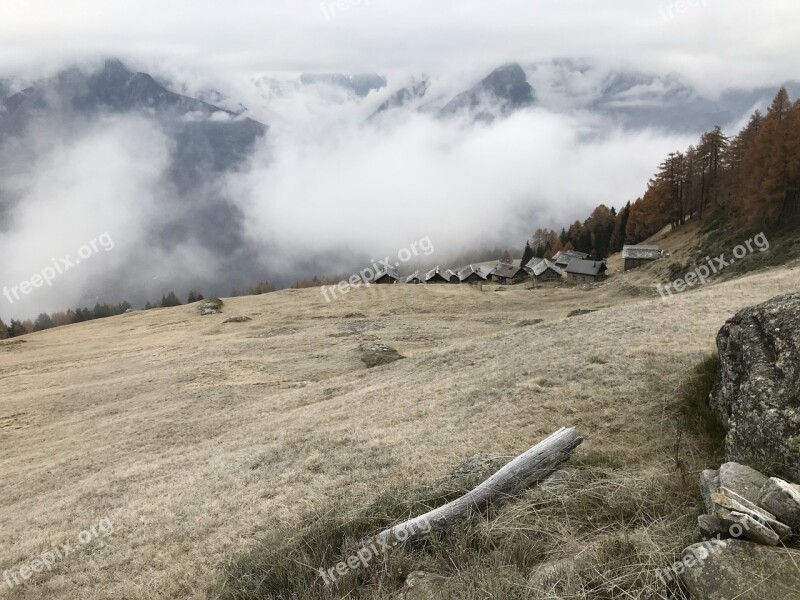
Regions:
[[0, 74, 696, 320]]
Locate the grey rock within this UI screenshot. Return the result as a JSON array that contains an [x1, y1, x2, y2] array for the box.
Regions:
[[359, 342, 404, 368], [397, 571, 447, 600], [719, 462, 768, 506], [199, 299, 224, 316], [758, 477, 800, 530], [698, 514, 729, 539], [719, 486, 778, 520], [700, 469, 720, 514], [679, 539, 800, 599], [223, 316, 252, 323], [711, 492, 792, 543], [710, 292, 800, 482], [714, 507, 780, 546]]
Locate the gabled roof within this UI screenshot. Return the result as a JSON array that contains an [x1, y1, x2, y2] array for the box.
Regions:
[[405, 271, 421, 283], [373, 265, 400, 281], [425, 266, 455, 282], [622, 245, 662, 260], [477, 265, 494, 279], [565, 259, 607, 276], [528, 258, 562, 277], [491, 263, 527, 279], [553, 250, 588, 264], [456, 264, 478, 281]]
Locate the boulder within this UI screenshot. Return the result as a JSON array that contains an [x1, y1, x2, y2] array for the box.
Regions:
[[359, 342, 404, 368], [710, 292, 800, 482], [699, 469, 720, 514], [199, 298, 224, 315], [758, 477, 800, 530], [680, 539, 800, 599]]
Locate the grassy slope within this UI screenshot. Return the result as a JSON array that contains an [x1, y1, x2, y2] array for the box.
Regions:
[[1, 226, 799, 599]]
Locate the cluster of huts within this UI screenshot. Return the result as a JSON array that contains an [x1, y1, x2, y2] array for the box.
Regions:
[[372, 245, 664, 286]]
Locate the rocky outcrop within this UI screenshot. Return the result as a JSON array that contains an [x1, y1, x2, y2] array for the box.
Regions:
[[199, 298, 224, 315], [679, 539, 800, 599], [710, 292, 800, 482]]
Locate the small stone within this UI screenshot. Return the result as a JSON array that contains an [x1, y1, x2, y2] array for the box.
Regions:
[[758, 477, 800, 530], [699, 469, 720, 515], [718, 462, 768, 506], [713, 507, 781, 546], [398, 571, 447, 600]]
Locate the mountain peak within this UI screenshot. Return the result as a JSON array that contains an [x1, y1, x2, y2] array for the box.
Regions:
[[439, 62, 535, 120]]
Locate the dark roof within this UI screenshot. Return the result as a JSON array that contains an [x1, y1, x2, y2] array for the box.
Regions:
[[477, 265, 494, 279], [565, 259, 607, 276], [622, 245, 662, 260], [405, 271, 421, 283], [553, 250, 588, 265], [527, 258, 562, 277], [373, 265, 400, 281], [491, 263, 527, 279], [425, 266, 455, 282], [456, 264, 489, 281]]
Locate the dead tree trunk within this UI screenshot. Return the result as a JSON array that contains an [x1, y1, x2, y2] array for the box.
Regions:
[[376, 427, 583, 543]]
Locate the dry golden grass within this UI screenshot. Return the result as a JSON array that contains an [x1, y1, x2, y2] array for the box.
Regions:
[[1, 244, 799, 599]]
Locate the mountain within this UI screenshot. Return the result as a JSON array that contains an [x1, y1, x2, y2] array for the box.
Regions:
[[0, 59, 266, 179], [588, 70, 800, 131], [438, 63, 535, 121], [299, 72, 387, 97]]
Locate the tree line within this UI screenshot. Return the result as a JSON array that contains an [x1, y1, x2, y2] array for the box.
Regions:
[[523, 87, 800, 261]]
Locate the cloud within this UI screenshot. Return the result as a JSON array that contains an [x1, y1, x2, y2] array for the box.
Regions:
[[0, 1, 798, 92], [229, 102, 694, 279], [0, 114, 228, 319]]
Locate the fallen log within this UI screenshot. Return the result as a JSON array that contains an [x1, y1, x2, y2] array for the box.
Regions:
[[376, 427, 583, 543]]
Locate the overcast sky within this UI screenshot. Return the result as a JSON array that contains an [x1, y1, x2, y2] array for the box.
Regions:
[[1, 0, 799, 91]]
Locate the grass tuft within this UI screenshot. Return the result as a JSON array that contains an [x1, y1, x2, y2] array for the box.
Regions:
[[678, 354, 726, 453], [213, 463, 697, 600]]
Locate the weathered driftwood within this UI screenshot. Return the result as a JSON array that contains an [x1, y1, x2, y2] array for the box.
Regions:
[[376, 427, 583, 543]]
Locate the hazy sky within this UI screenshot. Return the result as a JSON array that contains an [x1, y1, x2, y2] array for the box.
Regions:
[[0, 1, 799, 91]]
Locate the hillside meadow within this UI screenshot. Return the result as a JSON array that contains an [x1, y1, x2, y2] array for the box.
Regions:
[[1, 234, 799, 598]]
